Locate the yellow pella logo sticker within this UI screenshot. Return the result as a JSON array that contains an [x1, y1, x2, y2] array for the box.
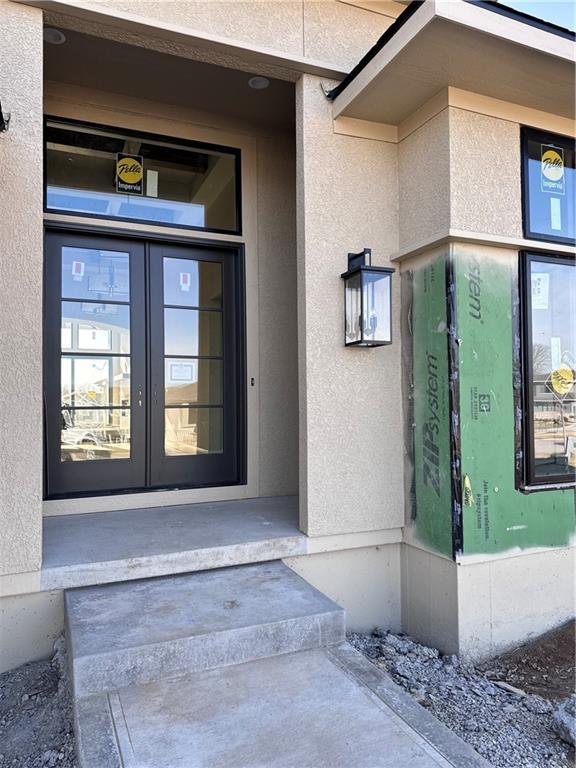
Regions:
[[541, 149, 564, 182], [116, 153, 144, 195], [550, 365, 575, 397], [117, 158, 142, 184]]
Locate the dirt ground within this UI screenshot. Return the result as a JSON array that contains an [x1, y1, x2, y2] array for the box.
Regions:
[[477, 620, 575, 702], [0, 639, 76, 768]]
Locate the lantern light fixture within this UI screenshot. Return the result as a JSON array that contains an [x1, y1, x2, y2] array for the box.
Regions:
[[0, 99, 10, 134], [341, 248, 395, 347]]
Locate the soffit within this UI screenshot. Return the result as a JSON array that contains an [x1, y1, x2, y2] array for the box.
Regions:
[[332, 1, 575, 124]]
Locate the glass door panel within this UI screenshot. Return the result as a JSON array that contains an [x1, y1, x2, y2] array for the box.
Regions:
[[45, 232, 146, 496], [149, 243, 242, 488], [45, 233, 243, 497]]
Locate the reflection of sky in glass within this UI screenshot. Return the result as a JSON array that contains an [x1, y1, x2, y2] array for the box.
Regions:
[[48, 188, 205, 227], [163, 258, 222, 308], [527, 152, 575, 242], [164, 309, 222, 357], [531, 261, 575, 375]]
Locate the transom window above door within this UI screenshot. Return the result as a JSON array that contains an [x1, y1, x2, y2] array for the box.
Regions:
[[45, 119, 241, 234]]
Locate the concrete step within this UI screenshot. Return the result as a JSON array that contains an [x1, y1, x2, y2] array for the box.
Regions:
[[66, 560, 345, 698]]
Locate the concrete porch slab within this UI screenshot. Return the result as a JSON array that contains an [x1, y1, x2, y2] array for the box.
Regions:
[[77, 647, 484, 768], [42, 496, 304, 590]]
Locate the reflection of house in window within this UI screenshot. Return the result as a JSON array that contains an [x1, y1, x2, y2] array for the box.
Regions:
[[525, 254, 576, 484], [45, 120, 239, 231]]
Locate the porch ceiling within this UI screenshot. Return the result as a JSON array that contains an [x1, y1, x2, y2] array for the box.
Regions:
[[44, 29, 295, 133], [41, 496, 304, 591]]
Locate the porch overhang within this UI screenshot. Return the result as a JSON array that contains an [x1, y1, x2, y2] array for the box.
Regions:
[[330, 0, 576, 124]]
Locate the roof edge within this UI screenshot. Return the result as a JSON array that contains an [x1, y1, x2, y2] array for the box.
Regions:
[[326, 0, 426, 101], [327, 0, 576, 103]]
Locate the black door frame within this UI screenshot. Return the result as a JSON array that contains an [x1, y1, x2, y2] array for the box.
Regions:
[[44, 224, 246, 499]]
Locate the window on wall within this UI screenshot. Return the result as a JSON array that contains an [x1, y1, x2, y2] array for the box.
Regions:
[[521, 253, 576, 486], [521, 128, 575, 245], [45, 119, 241, 234]]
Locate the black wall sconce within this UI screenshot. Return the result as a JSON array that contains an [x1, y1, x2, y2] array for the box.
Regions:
[[0, 100, 11, 133], [341, 248, 395, 346]]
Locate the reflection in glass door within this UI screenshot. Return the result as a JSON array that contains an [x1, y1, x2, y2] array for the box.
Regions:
[[45, 233, 146, 495], [149, 243, 242, 489], [44, 232, 244, 497]]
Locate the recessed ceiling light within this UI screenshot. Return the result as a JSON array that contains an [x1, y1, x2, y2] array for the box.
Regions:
[[43, 27, 67, 45], [248, 76, 270, 90]]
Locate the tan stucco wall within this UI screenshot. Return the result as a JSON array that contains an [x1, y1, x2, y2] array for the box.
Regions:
[[257, 135, 299, 497], [91, 0, 394, 70], [448, 107, 523, 239], [0, 0, 44, 576], [398, 108, 451, 252], [296, 74, 403, 537], [398, 104, 524, 254]]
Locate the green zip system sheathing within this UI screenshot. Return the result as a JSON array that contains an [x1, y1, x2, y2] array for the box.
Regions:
[[408, 244, 574, 559]]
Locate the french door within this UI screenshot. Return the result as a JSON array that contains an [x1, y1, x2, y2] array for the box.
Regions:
[[44, 230, 244, 497]]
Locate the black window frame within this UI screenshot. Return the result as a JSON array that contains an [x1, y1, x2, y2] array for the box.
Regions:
[[44, 116, 243, 237], [521, 126, 576, 247], [519, 251, 576, 489]]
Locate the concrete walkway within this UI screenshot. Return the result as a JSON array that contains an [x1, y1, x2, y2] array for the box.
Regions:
[[77, 645, 490, 768], [66, 561, 490, 768]]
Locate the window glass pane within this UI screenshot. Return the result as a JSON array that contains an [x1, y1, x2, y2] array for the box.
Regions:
[[46, 121, 239, 232], [61, 409, 130, 461], [165, 407, 223, 456], [62, 302, 130, 353], [164, 309, 222, 357], [524, 131, 575, 243], [345, 272, 362, 344], [163, 258, 222, 308], [362, 272, 391, 343], [61, 356, 131, 407], [165, 358, 223, 406], [529, 258, 576, 482], [62, 247, 130, 302]]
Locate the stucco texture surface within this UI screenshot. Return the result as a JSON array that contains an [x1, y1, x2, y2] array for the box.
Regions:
[[90, 0, 391, 70], [398, 109, 451, 251], [297, 74, 403, 537], [0, 0, 43, 575], [257, 135, 299, 497], [94, 0, 304, 56], [449, 108, 523, 238]]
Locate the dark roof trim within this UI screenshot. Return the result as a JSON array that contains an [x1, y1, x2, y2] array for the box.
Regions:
[[326, 0, 575, 103], [326, 0, 426, 101]]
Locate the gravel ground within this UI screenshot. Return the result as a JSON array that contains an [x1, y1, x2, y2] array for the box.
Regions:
[[349, 629, 575, 768], [0, 638, 76, 768]]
